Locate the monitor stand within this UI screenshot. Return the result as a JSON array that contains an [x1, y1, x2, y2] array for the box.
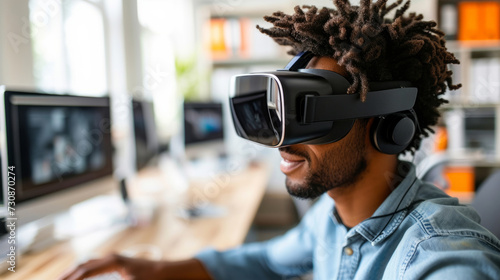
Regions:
[[177, 203, 227, 219]]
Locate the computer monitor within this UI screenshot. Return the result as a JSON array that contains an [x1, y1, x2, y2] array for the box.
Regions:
[[183, 102, 225, 160], [132, 99, 159, 171], [464, 108, 496, 154], [0, 152, 5, 218], [0, 88, 116, 227]]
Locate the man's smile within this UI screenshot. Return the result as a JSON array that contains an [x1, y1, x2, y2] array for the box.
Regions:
[[279, 151, 307, 174]]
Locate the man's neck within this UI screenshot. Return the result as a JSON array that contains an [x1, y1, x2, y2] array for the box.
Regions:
[[327, 155, 399, 228]]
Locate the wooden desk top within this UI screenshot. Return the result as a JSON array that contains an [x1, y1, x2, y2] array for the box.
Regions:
[[3, 162, 270, 280]]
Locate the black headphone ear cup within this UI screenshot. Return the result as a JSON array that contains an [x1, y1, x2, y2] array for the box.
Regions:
[[371, 113, 416, 154]]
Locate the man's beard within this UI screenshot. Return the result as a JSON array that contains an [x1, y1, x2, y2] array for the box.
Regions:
[[280, 127, 367, 200]]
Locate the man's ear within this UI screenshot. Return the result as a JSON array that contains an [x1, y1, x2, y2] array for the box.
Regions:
[[362, 118, 377, 151], [365, 118, 375, 131], [359, 118, 375, 136]]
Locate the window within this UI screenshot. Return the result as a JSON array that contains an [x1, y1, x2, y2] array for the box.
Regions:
[[30, 0, 107, 96], [137, 0, 196, 138]]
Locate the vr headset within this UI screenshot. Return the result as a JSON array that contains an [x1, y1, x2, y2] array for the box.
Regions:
[[229, 51, 419, 154]]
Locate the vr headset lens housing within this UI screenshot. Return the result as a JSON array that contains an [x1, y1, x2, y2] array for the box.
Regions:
[[231, 75, 283, 146]]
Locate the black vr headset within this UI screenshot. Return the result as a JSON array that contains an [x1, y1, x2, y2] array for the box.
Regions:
[[229, 51, 420, 154]]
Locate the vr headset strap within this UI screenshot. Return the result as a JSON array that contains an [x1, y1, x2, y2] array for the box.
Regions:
[[303, 88, 418, 123], [283, 51, 315, 71]]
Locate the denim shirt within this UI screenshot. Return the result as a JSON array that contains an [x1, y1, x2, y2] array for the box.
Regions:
[[196, 162, 500, 279]]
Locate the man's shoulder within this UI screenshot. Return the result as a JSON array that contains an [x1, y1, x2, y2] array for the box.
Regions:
[[403, 196, 500, 251], [385, 197, 500, 279]]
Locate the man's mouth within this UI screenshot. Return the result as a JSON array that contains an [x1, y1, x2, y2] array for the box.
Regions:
[[279, 151, 306, 174]]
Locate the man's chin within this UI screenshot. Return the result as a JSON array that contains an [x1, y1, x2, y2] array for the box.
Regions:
[[285, 178, 325, 200]]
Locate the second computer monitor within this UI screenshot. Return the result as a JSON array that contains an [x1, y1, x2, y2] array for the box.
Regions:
[[132, 99, 159, 171], [183, 102, 225, 160]]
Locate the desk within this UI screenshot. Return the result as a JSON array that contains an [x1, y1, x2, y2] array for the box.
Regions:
[[3, 162, 270, 280]]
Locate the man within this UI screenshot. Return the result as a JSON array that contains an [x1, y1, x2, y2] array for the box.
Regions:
[[60, 1, 500, 279]]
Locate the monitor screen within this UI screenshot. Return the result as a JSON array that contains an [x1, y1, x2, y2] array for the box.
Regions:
[[183, 102, 224, 146], [132, 99, 158, 170], [464, 108, 496, 153], [3, 91, 113, 204]]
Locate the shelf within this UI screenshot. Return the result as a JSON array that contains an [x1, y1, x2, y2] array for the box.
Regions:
[[212, 57, 290, 68], [445, 151, 500, 167], [447, 40, 500, 53], [447, 158, 500, 168], [441, 102, 500, 109]]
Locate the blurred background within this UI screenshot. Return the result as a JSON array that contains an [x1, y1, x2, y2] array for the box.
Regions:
[[0, 0, 499, 251]]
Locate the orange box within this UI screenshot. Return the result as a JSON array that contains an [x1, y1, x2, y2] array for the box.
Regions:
[[239, 18, 251, 58], [482, 2, 500, 40], [433, 127, 448, 152], [459, 2, 500, 41], [208, 18, 230, 59], [443, 166, 475, 193], [459, 2, 482, 41]]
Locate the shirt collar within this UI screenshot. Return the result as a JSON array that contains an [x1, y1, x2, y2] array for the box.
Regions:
[[354, 161, 420, 245]]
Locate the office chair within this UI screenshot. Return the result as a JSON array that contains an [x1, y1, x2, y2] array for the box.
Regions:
[[470, 170, 500, 239], [416, 152, 450, 191]]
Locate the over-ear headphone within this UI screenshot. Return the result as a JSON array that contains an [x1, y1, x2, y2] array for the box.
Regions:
[[371, 109, 419, 154]]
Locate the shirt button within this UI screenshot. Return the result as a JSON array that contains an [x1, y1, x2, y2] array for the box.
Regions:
[[344, 247, 354, 256]]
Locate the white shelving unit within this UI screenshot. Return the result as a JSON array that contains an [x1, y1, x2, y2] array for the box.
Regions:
[[443, 40, 500, 165]]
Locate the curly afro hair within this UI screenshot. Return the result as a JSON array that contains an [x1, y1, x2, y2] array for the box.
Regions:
[[257, 0, 461, 154]]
